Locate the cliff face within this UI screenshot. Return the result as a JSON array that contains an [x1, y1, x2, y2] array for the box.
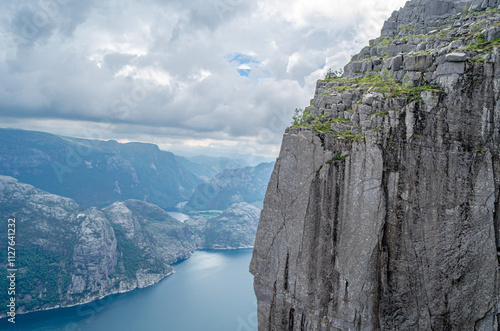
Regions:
[[250, 1, 500, 330]]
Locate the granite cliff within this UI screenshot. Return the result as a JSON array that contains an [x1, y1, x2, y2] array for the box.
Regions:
[[250, 0, 500, 330]]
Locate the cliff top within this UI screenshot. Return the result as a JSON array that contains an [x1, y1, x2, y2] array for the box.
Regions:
[[381, 0, 500, 37], [349, 0, 500, 69], [291, 0, 500, 152]]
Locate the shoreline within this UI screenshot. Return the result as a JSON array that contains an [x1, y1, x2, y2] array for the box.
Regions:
[[0, 246, 253, 319], [0, 269, 176, 320]]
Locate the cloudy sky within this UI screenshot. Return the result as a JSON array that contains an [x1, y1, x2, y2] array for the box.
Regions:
[[0, 0, 407, 163]]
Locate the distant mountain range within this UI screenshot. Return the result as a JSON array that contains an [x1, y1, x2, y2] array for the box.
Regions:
[[184, 162, 274, 211], [0, 128, 248, 209], [175, 155, 248, 182]]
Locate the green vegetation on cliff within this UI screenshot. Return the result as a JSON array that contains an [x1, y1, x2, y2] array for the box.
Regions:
[[321, 71, 444, 98]]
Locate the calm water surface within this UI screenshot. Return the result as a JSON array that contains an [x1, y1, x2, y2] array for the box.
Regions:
[[0, 249, 257, 331]]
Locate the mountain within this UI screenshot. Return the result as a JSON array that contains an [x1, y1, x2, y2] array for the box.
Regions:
[[0, 128, 204, 209], [0, 175, 197, 316], [251, 1, 500, 330], [184, 162, 274, 211], [178, 155, 248, 181], [186, 202, 261, 249]]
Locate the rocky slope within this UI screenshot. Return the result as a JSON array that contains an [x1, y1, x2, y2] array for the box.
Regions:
[[187, 202, 261, 249], [184, 162, 274, 211], [0, 175, 198, 316], [250, 1, 500, 330]]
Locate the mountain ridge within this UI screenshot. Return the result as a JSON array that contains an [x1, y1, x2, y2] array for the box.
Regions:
[[0, 128, 252, 209], [184, 161, 274, 211]]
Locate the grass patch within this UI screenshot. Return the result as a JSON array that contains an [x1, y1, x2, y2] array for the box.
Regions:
[[461, 34, 500, 54], [291, 109, 363, 141], [195, 210, 224, 218], [377, 37, 393, 46], [325, 152, 351, 164], [475, 146, 487, 153], [351, 55, 391, 63], [398, 25, 415, 34], [335, 132, 365, 142], [469, 57, 489, 63], [321, 72, 444, 98], [371, 111, 389, 117], [332, 117, 351, 124]]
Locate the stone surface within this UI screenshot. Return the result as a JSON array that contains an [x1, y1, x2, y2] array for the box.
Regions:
[[435, 61, 466, 75], [251, 1, 500, 330], [446, 52, 468, 62], [187, 202, 261, 249], [405, 54, 434, 71], [486, 26, 500, 41], [331, 122, 352, 133]]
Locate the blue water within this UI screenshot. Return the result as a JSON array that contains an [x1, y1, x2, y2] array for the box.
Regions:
[[0, 249, 257, 331]]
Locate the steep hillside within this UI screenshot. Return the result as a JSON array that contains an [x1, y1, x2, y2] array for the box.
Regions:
[[0, 176, 196, 316], [250, 1, 500, 330], [0, 174, 263, 317]]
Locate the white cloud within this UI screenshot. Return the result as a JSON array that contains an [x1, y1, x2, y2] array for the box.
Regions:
[[0, 0, 408, 161]]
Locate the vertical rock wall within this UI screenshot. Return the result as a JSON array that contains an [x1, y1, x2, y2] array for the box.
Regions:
[[250, 1, 500, 330]]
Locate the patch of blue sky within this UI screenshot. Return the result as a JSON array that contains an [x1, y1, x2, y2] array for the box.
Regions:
[[225, 52, 273, 79], [226, 52, 260, 65], [225, 52, 261, 77]]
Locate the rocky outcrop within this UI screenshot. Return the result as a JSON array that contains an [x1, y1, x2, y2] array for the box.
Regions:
[[0, 176, 197, 316], [187, 202, 261, 249], [250, 1, 500, 330]]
